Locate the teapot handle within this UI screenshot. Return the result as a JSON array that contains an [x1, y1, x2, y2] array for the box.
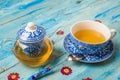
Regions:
[[0, 38, 16, 51]]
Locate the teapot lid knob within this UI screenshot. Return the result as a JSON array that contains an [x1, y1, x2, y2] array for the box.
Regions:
[[25, 22, 37, 32]]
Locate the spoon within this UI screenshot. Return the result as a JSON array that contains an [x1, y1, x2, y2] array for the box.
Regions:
[[28, 55, 82, 80]]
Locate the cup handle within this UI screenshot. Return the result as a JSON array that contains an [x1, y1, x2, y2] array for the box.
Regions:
[[110, 29, 117, 39]]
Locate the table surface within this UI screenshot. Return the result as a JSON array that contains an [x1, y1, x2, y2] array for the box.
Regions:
[[0, 0, 120, 80]]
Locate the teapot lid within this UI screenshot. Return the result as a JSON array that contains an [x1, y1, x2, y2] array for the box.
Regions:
[[17, 22, 46, 43]]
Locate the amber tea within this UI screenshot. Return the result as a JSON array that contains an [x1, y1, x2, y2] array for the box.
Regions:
[[13, 38, 53, 67], [74, 29, 105, 44]]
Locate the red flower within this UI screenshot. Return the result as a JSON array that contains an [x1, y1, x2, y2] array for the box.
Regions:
[[83, 77, 92, 80], [60, 66, 72, 75], [56, 30, 64, 35], [8, 73, 19, 80], [95, 20, 102, 23]]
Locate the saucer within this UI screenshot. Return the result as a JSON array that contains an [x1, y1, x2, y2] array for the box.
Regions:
[[63, 33, 114, 63], [13, 37, 53, 67]]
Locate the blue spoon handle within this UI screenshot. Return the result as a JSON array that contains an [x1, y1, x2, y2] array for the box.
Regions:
[[29, 67, 51, 80], [28, 57, 70, 80]]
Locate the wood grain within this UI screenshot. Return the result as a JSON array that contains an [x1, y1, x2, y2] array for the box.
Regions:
[[0, 0, 120, 80]]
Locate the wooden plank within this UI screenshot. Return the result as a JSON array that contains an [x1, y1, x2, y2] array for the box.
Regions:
[[0, 0, 120, 80]]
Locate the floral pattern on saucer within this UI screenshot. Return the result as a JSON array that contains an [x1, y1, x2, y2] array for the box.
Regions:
[[63, 33, 114, 63]]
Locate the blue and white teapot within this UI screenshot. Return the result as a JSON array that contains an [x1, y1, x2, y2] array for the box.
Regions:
[[17, 22, 46, 56]]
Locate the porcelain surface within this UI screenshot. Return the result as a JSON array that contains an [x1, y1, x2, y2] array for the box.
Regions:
[[64, 33, 110, 55], [17, 22, 46, 55], [64, 33, 114, 63], [17, 27, 46, 43]]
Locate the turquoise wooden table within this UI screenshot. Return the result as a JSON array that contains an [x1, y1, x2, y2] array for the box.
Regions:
[[0, 0, 120, 80]]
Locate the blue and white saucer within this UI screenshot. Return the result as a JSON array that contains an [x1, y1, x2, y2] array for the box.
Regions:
[[63, 33, 114, 63]]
